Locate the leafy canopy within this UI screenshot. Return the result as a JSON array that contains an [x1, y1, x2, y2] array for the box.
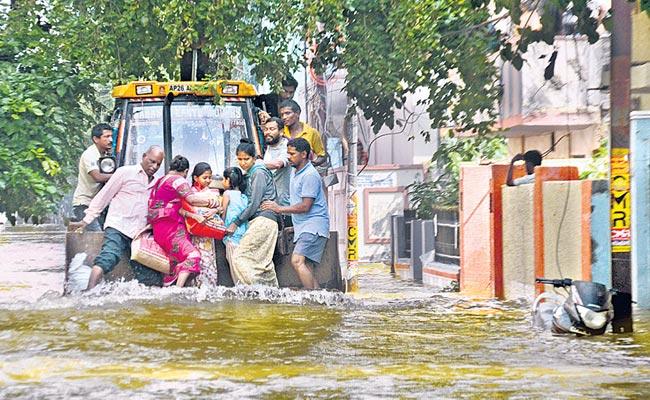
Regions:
[[0, 4, 100, 220], [310, 0, 607, 135], [0, 0, 309, 221]]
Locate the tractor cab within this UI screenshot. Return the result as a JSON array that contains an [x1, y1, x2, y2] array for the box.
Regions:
[[104, 80, 263, 177]]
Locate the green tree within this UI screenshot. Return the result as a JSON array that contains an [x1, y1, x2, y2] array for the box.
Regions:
[[47, 0, 309, 84], [0, 3, 102, 222], [310, 0, 606, 135], [0, 0, 310, 222], [408, 135, 508, 218], [307, 0, 606, 209]]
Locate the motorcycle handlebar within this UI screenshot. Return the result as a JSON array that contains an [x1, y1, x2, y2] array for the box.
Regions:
[[535, 278, 573, 288]]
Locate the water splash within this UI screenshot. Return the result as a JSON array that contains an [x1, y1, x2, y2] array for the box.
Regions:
[[1, 279, 354, 311]]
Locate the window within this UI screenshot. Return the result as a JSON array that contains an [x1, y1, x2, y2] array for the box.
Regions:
[[124, 102, 164, 178], [122, 99, 252, 179], [170, 100, 248, 177]]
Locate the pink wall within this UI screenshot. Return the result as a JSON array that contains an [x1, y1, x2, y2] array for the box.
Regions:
[[459, 164, 509, 298]]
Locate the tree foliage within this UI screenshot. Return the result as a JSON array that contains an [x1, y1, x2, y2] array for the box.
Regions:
[[310, 0, 501, 135], [47, 0, 309, 84], [579, 137, 609, 180], [0, 4, 101, 221], [408, 135, 508, 218], [310, 0, 607, 135], [0, 0, 309, 221]]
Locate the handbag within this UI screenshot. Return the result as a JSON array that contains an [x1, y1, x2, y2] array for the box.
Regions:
[[181, 198, 227, 239], [131, 227, 171, 274]]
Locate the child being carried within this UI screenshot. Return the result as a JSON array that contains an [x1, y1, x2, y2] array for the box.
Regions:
[[221, 166, 249, 268]]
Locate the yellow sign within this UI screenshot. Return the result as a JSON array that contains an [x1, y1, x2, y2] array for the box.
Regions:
[[347, 194, 358, 261], [611, 148, 631, 252]]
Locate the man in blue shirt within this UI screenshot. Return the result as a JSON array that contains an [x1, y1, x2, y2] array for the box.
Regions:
[[261, 138, 330, 289]]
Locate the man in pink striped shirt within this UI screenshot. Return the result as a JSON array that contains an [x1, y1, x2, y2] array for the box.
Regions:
[[71, 146, 165, 289]]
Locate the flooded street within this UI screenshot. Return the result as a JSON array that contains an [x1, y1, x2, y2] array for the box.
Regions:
[[1, 230, 649, 399]]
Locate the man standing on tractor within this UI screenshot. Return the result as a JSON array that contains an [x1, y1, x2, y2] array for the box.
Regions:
[[254, 74, 298, 124], [71, 123, 114, 231], [278, 99, 328, 171], [262, 117, 291, 208]]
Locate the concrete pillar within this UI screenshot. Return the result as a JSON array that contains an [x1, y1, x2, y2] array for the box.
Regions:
[[631, 111, 650, 307], [542, 180, 585, 282], [410, 219, 424, 282], [391, 215, 405, 274], [502, 184, 535, 300], [459, 164, 510, 298], [589, 180, 612, 287], [532, 167, 580, 295], [392, 215, 412, 278]]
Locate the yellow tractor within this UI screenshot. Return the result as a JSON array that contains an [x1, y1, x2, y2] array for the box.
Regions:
[[65, 80, 343, 290]]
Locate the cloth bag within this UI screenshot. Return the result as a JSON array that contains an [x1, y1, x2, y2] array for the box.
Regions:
[[66, 252, 92, 293], [131, 227, 171, 274]]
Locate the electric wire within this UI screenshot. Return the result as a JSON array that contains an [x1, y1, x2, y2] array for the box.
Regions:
[[356, 107, 425, 176], [344, 108, 424, 203], [551, 38, 576, 282]]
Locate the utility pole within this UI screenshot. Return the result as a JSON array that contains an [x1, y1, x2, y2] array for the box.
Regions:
[[345, 112, 359, 292], [609, 0, 634, 333]]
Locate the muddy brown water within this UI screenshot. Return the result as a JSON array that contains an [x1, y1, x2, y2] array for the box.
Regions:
[[0, 230, 649, 399]]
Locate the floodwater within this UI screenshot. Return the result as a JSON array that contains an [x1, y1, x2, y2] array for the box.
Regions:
[[1, 230, 649, 399]]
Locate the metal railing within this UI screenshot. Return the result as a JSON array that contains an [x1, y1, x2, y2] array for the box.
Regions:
[[432, 208, 460, 265]]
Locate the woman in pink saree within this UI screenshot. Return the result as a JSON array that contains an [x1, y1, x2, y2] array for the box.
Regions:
[[148, 155, 220, 287]]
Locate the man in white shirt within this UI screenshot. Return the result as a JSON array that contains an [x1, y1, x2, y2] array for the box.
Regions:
[[71, 123, 114, 230], [263, 117, 290, 207]]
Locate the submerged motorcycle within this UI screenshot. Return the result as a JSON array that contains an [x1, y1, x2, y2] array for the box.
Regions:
[[532, 278, 614, 336]]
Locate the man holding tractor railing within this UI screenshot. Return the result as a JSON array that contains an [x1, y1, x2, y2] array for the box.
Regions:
[[261, 138, 330, 290], [70, 123, 114, 231], [254, 74, 298, 124], [278, 99, 328, 172]]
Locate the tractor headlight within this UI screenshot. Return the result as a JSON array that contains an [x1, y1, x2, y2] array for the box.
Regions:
[[136, 84, 153, 95], [99, 156, 117, 174], [222, 84, 239, 95], [576, 305, 608, 329]]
